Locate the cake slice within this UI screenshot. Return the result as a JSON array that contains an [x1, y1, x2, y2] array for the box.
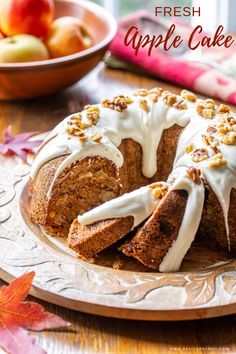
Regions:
[[121, 189, 188, 270], [67, 183, 168, 260], [68, 167, 205, 272], [68, 217, 134, 260]]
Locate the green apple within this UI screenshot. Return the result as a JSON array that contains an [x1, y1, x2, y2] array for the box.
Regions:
[[0, 34, 49, 63]]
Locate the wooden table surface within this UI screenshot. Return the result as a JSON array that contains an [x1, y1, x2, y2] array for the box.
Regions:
[[0, 63, 236, 354]]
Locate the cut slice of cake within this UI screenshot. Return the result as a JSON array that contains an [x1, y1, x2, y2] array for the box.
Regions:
[[68, 183, 168, 260], [68, 217, 134, 260], [68, 167, 205, 272]]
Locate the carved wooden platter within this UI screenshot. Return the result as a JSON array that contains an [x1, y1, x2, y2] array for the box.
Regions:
[[1, 152, 236, 321]]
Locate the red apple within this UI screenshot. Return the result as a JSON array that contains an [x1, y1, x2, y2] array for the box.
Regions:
[[45, 16, 93, 58], [0, 35, 49, 63], [0, 0, 55, 38]]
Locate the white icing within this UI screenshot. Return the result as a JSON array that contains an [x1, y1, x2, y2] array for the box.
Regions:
[[31, 94, 195, 183], [30, 90, 236, 271], [159, 167, 205, 272], [77, 183, 168, 229]]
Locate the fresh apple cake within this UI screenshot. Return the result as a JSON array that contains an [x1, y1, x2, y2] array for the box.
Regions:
[[29, 88, 236, 272]]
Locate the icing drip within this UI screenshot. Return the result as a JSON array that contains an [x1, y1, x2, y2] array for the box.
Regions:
[[77, 183, 168, 229], [159, 167, 205, 272], [31, 93, 195, 184]]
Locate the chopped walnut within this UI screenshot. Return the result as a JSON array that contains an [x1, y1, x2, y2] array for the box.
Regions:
[[202, 108, 216, 119], [71, 113, 82, 121], [191, 148, 209, 163], [66, 124, 87, 136], [79, 135, 88, 143], [210, 140, 220, 154], [152, 184, 168, 200], [184, 143, 195, 154], [220, 132, 236, 145], [162, 91, 177, 106], [196, 101, 216, 119], [207, 126, 217, 134], [74, 129, 86, 137], [139, 99, 150, 112], [187, 167, 202, 185], [85, 105, 100, 125], [125, 96, 134, 104], [196, 103, 204, 116], [208, 153, 227, 168], [205, 98, 215, 106], [66, 113, 89, 135], [223, 114, 236, 126], [149, 87, 163, 96], [202, 134, 216, 146], [216, 122, 229, 135], [149, 182, 165, 189], [174, 99, 187, 110], [92, 132, 102, 143], [219, 104, 230, 113], [101, 96, 128, 112], [133, 88, 149, 97], [148, 93, 158, 103], [180, 89, 197, 102]]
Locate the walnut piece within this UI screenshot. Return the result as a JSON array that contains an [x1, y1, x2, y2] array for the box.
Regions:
[[180, 89, 197, 102], [208, 153, 227, 168], [184, 143, 195, 154], [174, 99, 187, 110], [133, 89, 149, 97], [148, 93, 158, 103], [196, 100, 216, 119], [219, 104, 230, 113], [66, 113, 90, 136], [92, 132, 102, 143], [79, 135, 88, 143], [207, 126, 217, 134], [187, 167, 202, 185], [152, 184, 168, 200], [191, 148, 209, 163], [202, 108, 216, 119], [149, 87, 163, 96], [101, 96, 129, 112], [85, 105, 100, 125], [220, 132, 236, 145], [139, 99, 150, 113], [162, 91, 177, 106]]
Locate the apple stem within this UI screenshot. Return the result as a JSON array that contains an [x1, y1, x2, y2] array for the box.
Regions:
[[8, 37, 16, 44]]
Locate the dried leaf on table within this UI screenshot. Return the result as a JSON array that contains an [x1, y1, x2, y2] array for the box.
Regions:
[[0, 126, 43, 162], [0, 272, 70, 354]]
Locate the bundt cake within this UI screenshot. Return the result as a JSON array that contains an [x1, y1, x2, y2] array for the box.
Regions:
[[29, 88, 236, 272]]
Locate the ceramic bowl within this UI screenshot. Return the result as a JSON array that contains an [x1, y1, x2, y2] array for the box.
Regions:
[[0, 0, 117, 100]]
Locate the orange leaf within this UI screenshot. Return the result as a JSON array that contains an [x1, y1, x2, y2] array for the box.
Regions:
[[0, 272, 71, 354]]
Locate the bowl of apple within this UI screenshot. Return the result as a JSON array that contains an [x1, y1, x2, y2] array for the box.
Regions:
[[0, 0, 117, 100]]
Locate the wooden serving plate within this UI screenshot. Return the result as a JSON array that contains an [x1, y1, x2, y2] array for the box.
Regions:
[[1, 153, 236, 321]]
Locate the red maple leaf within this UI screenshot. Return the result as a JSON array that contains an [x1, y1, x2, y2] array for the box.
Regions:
[[0, 272, 70, 354], [0, 126, 43, 162]]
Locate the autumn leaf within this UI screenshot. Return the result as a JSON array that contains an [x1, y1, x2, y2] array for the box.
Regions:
[[0, 126, 43, 162], [0, 272, 70, 354]]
